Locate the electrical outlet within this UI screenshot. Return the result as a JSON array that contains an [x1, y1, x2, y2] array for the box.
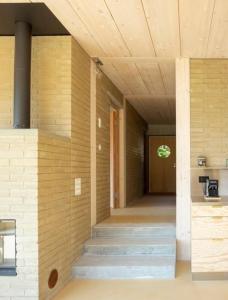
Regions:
[[75, 178, 81, 196]]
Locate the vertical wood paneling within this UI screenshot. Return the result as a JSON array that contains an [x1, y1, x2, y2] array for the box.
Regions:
[[126, 101, 147, 206]]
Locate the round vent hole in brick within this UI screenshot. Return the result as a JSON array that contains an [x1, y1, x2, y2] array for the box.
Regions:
[[48, 269, 58, 289]]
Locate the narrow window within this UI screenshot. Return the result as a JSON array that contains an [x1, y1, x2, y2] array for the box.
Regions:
[[0, 220, 16, 276]]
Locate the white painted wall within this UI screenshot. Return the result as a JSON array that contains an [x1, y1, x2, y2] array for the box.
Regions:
[[176, 58, 191, 261]]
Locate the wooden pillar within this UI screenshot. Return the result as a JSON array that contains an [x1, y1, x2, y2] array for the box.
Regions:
[[176, 58, 191, 260]]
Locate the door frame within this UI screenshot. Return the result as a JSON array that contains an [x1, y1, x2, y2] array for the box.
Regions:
[[146, 134, 176, 195], [108, 93, 126, 209], [110, 107, 120, 208]]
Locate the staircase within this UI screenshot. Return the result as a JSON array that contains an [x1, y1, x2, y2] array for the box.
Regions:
[[72, 221, 176, 279]]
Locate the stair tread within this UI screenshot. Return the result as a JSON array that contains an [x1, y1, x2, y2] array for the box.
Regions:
[[85, 238, 176, 247], [74, 255, 175, 267]]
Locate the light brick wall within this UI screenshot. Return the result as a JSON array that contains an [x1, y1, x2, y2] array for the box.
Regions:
[[96, 73, 123, 223], [38, 132, 71, 300], [0, 129, 39, 299], [70, 39, 91, 262], [31, 37, 72, 137], [190, 59, 228, 167], [0, 36, 71, 137], [126, 101, 147, 206], [0, 130, 71, 300], [0, 35, 124, 299]]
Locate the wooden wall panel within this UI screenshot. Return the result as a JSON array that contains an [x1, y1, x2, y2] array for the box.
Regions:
[[126, 101, 147, 206], [176, 57, 191, 261]]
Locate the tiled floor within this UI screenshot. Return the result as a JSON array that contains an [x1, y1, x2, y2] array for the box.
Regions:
[[54, 262, 228, 300]]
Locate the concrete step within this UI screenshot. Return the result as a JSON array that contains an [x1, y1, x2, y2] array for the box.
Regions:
[[93, 223, 176, 239], [72, 255, 176, 279], [84, 238, 176, 256]]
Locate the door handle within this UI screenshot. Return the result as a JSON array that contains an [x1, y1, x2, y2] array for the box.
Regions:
[[173, 163, 176, 168]]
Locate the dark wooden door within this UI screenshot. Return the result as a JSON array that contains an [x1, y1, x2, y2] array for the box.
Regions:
[[149, 136, 176, 194]]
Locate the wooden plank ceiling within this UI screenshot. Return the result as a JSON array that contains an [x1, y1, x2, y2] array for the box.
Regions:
[[24, 0, 228, 124]]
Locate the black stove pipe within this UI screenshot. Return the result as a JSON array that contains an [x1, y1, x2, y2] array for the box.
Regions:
[[13, 21, 32, 128]]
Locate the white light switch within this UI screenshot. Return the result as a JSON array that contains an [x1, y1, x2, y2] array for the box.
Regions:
[[75, 178, 81, 196], [98, 118, 102, 128]]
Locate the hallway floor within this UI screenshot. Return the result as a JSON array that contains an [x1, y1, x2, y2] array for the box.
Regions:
[[54, 262, 228, 300], [112, 194, 176, 217], [129, 194, 176, 207]]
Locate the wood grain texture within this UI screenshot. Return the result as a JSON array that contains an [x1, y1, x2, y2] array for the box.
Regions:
[[33, 0, 228, 126], [126, 101, 147, 206], [176, 58, 191, 261], [179, 0, 215, 57], [192, 205, 228, 217], [192, 239, 228, 272], [192, 217, 228, 239], [142, 0, 180, 57]]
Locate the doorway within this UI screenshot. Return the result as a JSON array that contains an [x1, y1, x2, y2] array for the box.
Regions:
[[148, 136, 176, 195], [110, 108, 120, 209]]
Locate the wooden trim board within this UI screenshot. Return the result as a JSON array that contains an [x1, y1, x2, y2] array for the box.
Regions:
[[176, 58, 191, 261]]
